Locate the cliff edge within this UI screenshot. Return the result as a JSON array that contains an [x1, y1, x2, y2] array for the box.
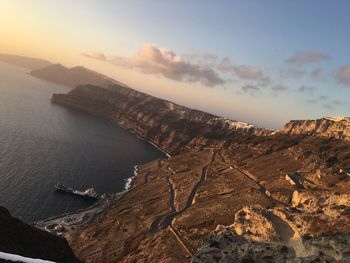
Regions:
[[51, 84, 271, 155], [282, 116, 350, 141]]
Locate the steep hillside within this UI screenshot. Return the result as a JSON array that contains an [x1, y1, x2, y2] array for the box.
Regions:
[[0, 206, 80, 263], [51, 84, 271, 155]]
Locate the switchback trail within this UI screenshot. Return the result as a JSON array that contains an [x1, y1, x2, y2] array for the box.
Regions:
[[160, 150, 216, 229], [149, 151, 216, 254]]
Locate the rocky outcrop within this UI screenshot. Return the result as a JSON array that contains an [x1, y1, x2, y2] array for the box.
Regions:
[[193, 190, 350, 262], [282, 116, 350, 141], [0, 206, 80, 262], [192, 226, 350, 263], [31, 64, 122, 88], [51, 84, 271, 155]]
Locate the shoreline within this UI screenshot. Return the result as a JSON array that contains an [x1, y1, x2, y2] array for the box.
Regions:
[[51, 94, 172, 158], [34, 97, 172, 236], [35, 164, 144, 235], [123, 165, 138, 191], [115, 121, 172, 158], [34, 191, 122, 235]]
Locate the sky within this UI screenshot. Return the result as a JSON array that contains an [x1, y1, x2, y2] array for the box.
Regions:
[[1, 0, 350, 129]]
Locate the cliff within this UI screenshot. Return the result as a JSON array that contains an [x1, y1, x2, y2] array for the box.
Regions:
[[30, 64, 123, 88], [48, 84, 350, 262], [282, 116, 350, 141], [51, 84, 271, 155], [0, 206, 80, 262]]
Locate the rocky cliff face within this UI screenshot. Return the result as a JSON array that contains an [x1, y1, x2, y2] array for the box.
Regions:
[[52, 84, 271, 155], [0, 206, 80, 262], [282, 116, 350, 141]]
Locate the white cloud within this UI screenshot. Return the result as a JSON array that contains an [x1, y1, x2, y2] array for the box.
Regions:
[[83, 44, 225, 87]]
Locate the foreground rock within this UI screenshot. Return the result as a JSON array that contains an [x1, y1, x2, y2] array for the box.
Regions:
[[193, 226, 350, 263], [0, 206, 80, 262]]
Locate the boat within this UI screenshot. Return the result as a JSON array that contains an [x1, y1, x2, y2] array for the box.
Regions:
[[55, 183, 99, 200]]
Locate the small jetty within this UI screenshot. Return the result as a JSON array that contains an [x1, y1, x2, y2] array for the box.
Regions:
[[55, 183, 99, 200]]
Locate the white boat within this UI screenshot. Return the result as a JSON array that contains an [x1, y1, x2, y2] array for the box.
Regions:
[[55, 184, 98, 200]]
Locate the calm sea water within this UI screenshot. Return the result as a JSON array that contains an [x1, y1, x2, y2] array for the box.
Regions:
[[0, 62, 165, 223]]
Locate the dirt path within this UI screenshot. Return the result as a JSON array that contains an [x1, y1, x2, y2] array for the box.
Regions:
[[149, 151, 216, 256], [159, 151, 216, 229], [217, 151, 286, 206]]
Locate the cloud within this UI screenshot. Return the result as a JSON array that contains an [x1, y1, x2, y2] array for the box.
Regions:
[[83, 45, 271, 87], [310, 68, 323, 80], [84, 44, 225, 87], [285, 51, 330, 65], [298, 86, 315, 95], [306, 99, 318, 104], [217, 57, 233, 72], [233, 65, 263, 80], [279, 68, 306, 79], [323, 99, 345, 110], [82, 52, 107, 61], [241, 84, 260, 96], [184, 53, 218, 66], [258, 76, 273, 87], [202, 53, 218, 63], [271, 84, 288, 92], [335, 65, 350, 86]]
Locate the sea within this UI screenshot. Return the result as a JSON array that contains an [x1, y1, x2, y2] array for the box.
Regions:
[[0, 62, 165, 223]]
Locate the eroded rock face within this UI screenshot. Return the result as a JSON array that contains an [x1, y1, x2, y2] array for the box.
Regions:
[[51, 84, 271, 154], [282, 117, 350, 141], [192, 226, 350, 263], [194, 204, 350, 262], [231, 206, 280, 242], [193, 226, 295, 263]]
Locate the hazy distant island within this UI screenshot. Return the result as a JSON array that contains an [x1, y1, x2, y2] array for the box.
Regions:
[[1, 54, 350, 262], [0, 53, 51, 70]]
